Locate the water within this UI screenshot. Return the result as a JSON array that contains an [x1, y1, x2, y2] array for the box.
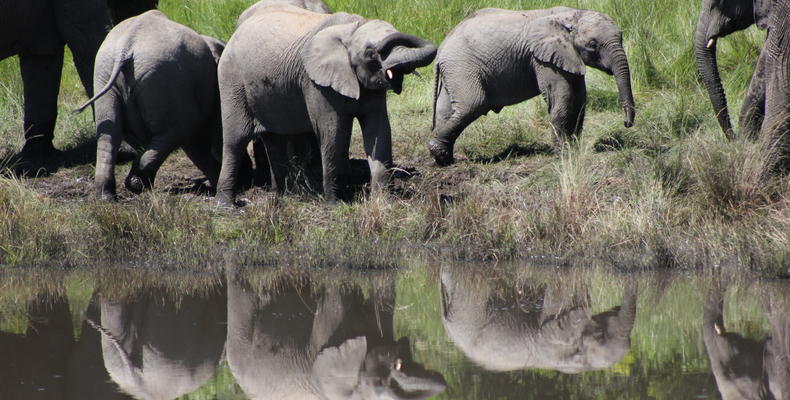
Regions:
[[0, 263, 787, 399]]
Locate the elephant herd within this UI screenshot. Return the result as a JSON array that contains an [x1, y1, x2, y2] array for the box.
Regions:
[[2, 266, 789, 399], [2, 0, 788, 205]]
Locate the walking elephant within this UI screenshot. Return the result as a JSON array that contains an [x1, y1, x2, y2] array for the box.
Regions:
[[440, 265, 638, 373], [694, 0, 772, 138], [702, 281, 789, 399], [427, 7, 635, 166], [216, 6, 437, 205], [76, 10, 225, 199], [88, 281, 227, 400], [226, 270, 447, 399], [0, 0, 157, 162], [759, 0, 789, 168]]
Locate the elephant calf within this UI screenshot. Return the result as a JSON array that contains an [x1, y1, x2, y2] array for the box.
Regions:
[[216, 6, 437, 205], [427, 7, 636, 166], [77, 10, 225, 199]]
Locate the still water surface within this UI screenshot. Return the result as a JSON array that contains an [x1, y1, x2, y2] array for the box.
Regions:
[[0, 263, 787, 399]]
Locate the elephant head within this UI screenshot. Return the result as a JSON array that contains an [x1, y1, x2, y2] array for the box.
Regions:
[[694, 0, 772, 138], [302, 17, 438, 99], [226, 271, 446, 400], [91, 283, 227, 400], [528, 10, 636, 128], [440, 265, 637, 373]]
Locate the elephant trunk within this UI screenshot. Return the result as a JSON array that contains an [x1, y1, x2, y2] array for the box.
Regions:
[[695, 10, 736, 139], [607, 43, 636, 128], [612, 281, 638, 339], [377, 32, 438, 75]]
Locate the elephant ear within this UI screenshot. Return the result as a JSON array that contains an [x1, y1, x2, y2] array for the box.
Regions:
[[311, 336, 367, 399], [302, 21, 361, 99], [201, 35, 225, 64], [525, 17, 585, 75]]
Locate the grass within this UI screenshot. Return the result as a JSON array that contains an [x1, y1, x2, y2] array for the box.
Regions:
[[0, 0, 788, 274]]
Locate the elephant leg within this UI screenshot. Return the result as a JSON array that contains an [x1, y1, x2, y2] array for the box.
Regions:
[[260, 134, 291, 194], [216, 102, 254, 206], [427, 76, 484, 166], [124, 135, 179, 193], [94, 94, 124, 200], [358, 99, 393, 193], [54, 0, 110, 98], [310, 113, 353, 204], [739, 50, 768, 139], [182, 140, 221, 189], [536, 63, 586, 148], [19, 50, 64, 156], [252, 135, 272, 189]]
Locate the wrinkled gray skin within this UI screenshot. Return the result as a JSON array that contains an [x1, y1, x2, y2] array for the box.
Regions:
[[76, 11, 225, 200], [694, 0, 772, 139], [90, 284, 227, 400], [216, 6, 437, 205], [236, 0, 331, 27], [440, 265, 637, 373], [236, 0, 331, 190], [226, 273, 447, 399], [702, 282, 789, 399], [0, 0, 157, 159], [758, 0, 789, 168], [428, 7, 635, 166]]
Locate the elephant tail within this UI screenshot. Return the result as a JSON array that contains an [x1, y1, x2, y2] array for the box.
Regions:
[[74, 48, 131, 113], [431, 63, 442, 131]]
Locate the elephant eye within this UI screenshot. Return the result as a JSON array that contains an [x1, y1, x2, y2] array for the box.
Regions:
[[586, 39, 598, 50]]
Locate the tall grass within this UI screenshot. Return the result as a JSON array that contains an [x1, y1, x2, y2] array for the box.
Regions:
[[0, 0, 787, 272]]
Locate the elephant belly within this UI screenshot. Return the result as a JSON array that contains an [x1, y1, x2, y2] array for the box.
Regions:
[[247, 90, 313, 135], [482, 67, 540, 110]]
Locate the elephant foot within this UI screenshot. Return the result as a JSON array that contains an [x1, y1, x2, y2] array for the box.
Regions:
[[11, 139, 63, 177], [427, 138, 455, 166], [124, 174, 149, 194], [20, 138, 60, 158]]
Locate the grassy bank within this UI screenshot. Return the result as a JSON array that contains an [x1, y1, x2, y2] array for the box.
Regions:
[[0, 0, 788, 273]]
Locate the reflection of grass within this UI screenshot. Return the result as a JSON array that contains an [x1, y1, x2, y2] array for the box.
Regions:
[[0, 0, 787, 273], [0, 265, 780, 399]]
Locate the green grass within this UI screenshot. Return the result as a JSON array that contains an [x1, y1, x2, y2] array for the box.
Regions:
[[0, 0, 788, 273]]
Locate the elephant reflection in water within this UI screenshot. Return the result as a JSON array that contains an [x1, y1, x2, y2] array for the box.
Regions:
[[226, 271, 447, 400], [89, 282, 228, 400], [703, 282, 790, 400], [440, 266, 637, 373], [0, 288, 131, 399]]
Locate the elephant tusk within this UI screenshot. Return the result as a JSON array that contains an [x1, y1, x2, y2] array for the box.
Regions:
[[386, 69, 394, 80], [707, 39, 715, 48], [395, 358, 402, 371]]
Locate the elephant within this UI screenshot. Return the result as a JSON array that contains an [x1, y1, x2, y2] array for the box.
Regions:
[[88, 281, 227, 400], [216, 6, 437, 205], [75, 10, 226, 199], [702, 281, 789, 399], [236, 0, 332, 27], [427, 7, 636, 166], [0, 0, 157, 162], [758, 0, 789, 168], [226, 270, 447, 399], [440, 264, 637, 373], [694, 0, 772, 139]]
